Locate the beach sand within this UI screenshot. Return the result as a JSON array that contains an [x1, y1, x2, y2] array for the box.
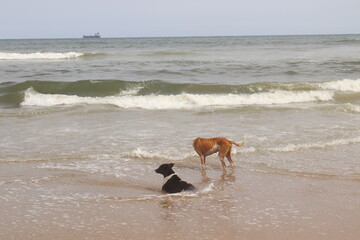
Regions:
[[1, 145, 359, 240]]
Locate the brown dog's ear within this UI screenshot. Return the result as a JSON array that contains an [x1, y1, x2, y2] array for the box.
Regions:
[[169, 163, 175, 168]]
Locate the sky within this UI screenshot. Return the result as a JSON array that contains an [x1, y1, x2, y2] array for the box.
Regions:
[[1, 0, 360, 39]]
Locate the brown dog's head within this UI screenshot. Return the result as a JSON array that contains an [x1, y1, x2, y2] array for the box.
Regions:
[[155, 163, 175, 177]]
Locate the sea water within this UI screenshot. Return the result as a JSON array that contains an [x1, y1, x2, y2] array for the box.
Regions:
[[1, 35, 360, 239], [1, 35, 360, 173]]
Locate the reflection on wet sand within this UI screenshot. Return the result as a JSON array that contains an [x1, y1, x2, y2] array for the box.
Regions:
[[201, 167, 236, 184]]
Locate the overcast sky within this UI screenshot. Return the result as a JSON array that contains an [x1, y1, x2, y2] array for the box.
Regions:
[[1, 0, 360, 39]]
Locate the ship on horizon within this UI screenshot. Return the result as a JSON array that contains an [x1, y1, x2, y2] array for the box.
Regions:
[[83, 32, 101, 39]]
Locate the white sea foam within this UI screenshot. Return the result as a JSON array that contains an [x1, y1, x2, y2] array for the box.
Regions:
[[200, 183, 215, 194], [117, 147, 252, 162], [341, 103, 360, 113], [269, 136, 360, 152], [121, 148, 195, 161], [0, 52, 84, 60], [318, 79, 360, 92], [21, 88, 334, 109], [232, 147, 257, 154], [40, 159, 141, 179], [118, 86, 143, 96]]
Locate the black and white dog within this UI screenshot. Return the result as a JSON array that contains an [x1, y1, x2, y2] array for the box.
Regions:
[[155, 163, 196, 193]]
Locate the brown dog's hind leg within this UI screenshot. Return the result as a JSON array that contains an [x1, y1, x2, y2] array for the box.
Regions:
[[226, 150, 235, 167], [218, 143, 232, 168], [218, 151, 227, 168]]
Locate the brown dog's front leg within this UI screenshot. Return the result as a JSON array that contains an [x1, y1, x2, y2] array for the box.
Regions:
[[201, 155, 207, 168]]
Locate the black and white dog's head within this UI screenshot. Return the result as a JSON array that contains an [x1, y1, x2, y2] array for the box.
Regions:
[[155, 163, 175, 178], [155, 163, 196, 194]]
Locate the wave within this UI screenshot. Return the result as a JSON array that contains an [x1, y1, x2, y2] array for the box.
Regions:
[[141, 51, 199, 57], [0, 52, 84, 60], [40, 135, 360, 166], [318, 79, 360, 92], [268, 136, 360, 152], [340, 103, 360, 113], [1, 78, 360, 108], [21, 88, 334, 109], [121, 148, 195, 161]]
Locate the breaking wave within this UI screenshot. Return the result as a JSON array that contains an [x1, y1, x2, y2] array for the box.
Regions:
[[340, 103, 360, 113], [318, 79, 360, 92], [21, 88, 334, 109], [0, 52, 84, 60], [268, 136, 360, 152], [1, 78, 360, 108]]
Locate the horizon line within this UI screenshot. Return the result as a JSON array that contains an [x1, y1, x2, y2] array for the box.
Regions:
[[1, 32, 360, 40]]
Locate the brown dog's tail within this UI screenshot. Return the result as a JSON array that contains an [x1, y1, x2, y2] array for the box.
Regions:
[[231, 135, 246, 147]]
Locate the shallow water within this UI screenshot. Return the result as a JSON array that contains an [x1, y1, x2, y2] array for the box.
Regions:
[[1, 159, 359, 240]]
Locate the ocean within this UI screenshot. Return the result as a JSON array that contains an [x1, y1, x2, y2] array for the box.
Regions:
[[1, 35, 360, 239]]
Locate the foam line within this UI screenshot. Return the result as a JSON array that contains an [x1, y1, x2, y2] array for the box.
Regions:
[[21, 88, 334, 109], [0, 52, 84, 60]]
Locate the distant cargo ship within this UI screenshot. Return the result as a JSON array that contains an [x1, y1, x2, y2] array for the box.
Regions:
[[83, 32, 101, 39]]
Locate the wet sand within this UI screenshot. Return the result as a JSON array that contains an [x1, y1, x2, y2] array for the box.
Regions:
[[1, 154, 359, 240]]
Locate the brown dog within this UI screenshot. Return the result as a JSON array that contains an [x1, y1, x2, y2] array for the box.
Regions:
[[193, 136, 246, 168]]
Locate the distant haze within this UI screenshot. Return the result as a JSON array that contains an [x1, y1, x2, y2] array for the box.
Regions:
[[1, 0, 360, 39]]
